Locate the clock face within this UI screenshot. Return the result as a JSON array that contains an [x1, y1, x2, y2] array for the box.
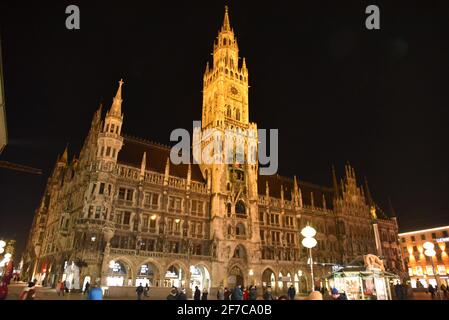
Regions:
[[231, 86, 238, 95]]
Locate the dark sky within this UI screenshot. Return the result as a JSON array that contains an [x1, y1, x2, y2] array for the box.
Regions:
[[0, 1, 448, 258]]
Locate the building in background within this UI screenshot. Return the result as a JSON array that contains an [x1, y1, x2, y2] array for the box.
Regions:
[[0, 35, 7, 154], [21, 7, 402, 295], [399, 226, 449, 288]]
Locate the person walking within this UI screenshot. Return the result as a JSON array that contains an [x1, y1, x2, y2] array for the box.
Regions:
[[287, 285, 296, 300], [263, 286, 274, 300], [177, 288, 187, 300], [136, 283, 144, 300], [394, 282, 403, 300], [194, 286, 201, 300], [224, 287, 231, 300], [87, 280, 103, 300], [232, 285, 243, 300], [84, 281, 90, 295], [249, 285, 257, 300], [144, 283, 150, 297], [201, 287, 208, 300], [428, 284, 436, 299], [217, 286, 225, 300], [243, 287, 249, 300]]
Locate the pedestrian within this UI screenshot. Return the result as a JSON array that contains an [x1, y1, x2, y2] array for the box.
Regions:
[[84, 281, 90, 295], [263, 286, 273, 300], [287, 285, 296, 300], [394, 282, 403, 300], [232, 285, 243, 300], [144, 283, 150, 297], [19, 282, 37, 300], [194, 286, 201, 300], [177, 288, 187, 300], [167, 288, 178, 300], [217, 286, 225, 300], [224, 287, 231, 300], [87, 280, 103, 300], [243, 287, 249, 300], [249, 285, 257, 300], [428, 284, 436, 299], [136, 283, 144, 300], [201, 287, 208, 300]]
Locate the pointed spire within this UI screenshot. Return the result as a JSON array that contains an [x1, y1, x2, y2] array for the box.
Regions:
[[322, 194, 327, 210], [242, 57, 247, 74], [265, 180, 270, 198], [332, 165, 339, 198], [139, 152, 147, 180], [222, 6, 231, 31], [164, 157, 170, 186], [364, 177, 374, 206], [388, 197, 397, 217], [280, 184, 284, 202], [109, 79, 124, 116], [310, 191, 315, 208], [59, 144, 69, 164], [186, 163, 192, 189], [115, 78, 124, 100]]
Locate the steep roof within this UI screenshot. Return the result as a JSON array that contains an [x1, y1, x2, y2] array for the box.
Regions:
[[118, 135, 205, 183]]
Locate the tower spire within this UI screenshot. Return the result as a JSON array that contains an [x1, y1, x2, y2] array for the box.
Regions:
[[222, 5, 231, 31], [332, 165, 339, 198], [109, 78, 124, 117]]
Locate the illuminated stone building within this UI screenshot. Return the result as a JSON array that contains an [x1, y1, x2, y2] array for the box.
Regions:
[[22, 7, 402, 296], [399, 226, 449, 289]]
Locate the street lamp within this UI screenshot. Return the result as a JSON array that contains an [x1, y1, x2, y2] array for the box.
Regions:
[[301, 226, 317, 291], [423, 241, 441, 300]]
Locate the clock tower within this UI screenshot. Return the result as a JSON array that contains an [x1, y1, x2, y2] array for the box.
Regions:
[[199, 6, 261, 290]]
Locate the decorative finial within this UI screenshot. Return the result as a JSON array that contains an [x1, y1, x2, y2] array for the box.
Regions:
[[119, 78, 124, 87]]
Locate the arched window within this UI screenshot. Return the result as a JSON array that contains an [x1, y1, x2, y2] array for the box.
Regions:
[[227, 203, 232, 216], [236, 109, 240, 121], [235, 200, 246, 215], [226, 106, 232, 117], [228, 225, 232, 235], [223, 38, 227, 45]]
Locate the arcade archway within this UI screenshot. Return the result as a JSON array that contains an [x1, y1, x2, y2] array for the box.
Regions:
[[106, 260, 131, 286], [136, 262, 158, 287], [164, 264, 186, 288], [262, 268, 276, 289], [189, 264, 211, 294]]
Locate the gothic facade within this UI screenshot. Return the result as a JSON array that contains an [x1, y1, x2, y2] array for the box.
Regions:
[[22, 7, 403, 295]]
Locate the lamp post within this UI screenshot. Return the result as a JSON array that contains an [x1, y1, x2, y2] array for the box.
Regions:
[[423, 241, 441, 300], [301, 226, 317, 292]]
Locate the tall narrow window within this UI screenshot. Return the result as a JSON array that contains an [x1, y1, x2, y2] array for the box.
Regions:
[[123, 212, 131, 225], [99, 183, 105, 195]]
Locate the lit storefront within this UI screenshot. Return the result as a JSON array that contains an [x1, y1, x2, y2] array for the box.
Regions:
[[399, 226, 449, 289], [327, 267, 397, 300]]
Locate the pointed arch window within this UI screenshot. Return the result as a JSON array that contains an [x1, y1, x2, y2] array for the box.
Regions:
[[236, 109, 240, 121], [226, 106, 232, 117], [235, 200, 246, 216]]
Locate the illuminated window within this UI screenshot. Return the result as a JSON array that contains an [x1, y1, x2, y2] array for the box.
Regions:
[[408, 268, 413, 276], [416, 266, 423, 276], [426, 266, 434, 275], [438, 265, 446, 275]]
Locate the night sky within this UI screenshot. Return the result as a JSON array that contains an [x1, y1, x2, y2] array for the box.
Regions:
[[0, 1, 448, 258]]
